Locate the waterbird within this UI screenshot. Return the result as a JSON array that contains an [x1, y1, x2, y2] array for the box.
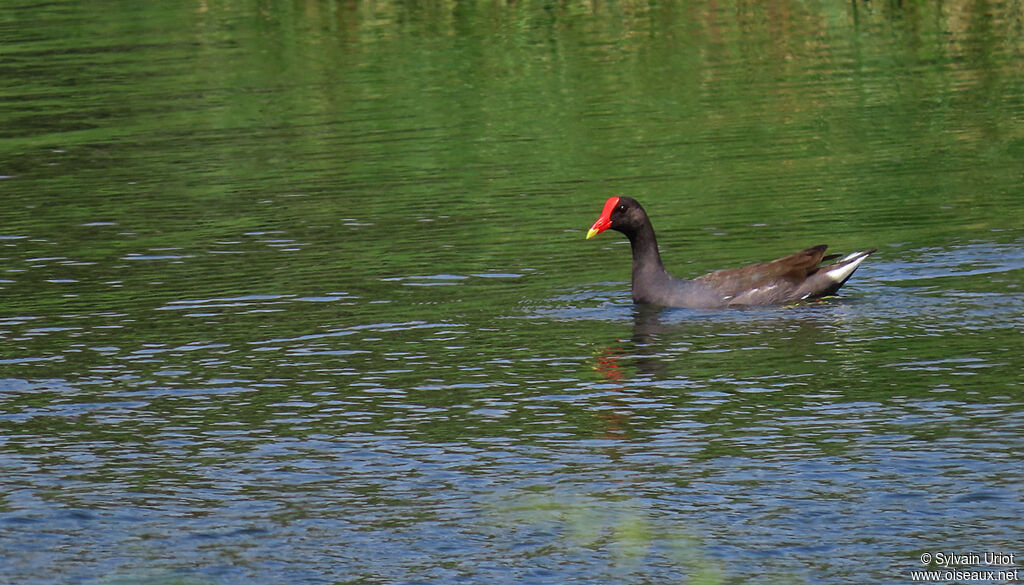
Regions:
[[586, 196, 875, 308]]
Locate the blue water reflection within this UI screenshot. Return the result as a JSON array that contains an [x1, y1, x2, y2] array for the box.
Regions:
[[3, 0, 1023, 583]]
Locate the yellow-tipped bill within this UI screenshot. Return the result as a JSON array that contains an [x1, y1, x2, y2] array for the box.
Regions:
[[586, 196, 620, 240]]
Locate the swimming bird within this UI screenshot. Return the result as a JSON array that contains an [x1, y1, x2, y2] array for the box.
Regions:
[[586, 196, 875, 308]]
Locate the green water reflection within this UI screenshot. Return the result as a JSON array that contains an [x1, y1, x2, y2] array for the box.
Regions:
[[2, 1, 1023, 584]]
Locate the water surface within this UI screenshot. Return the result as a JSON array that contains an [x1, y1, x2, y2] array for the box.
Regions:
[[2, 1, 1023, 584]]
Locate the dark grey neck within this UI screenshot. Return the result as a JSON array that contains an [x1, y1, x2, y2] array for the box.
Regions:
[[626, 222, 671, 302]]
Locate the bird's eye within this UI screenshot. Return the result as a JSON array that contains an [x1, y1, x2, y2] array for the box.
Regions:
[[617, 204, 627, 212]]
